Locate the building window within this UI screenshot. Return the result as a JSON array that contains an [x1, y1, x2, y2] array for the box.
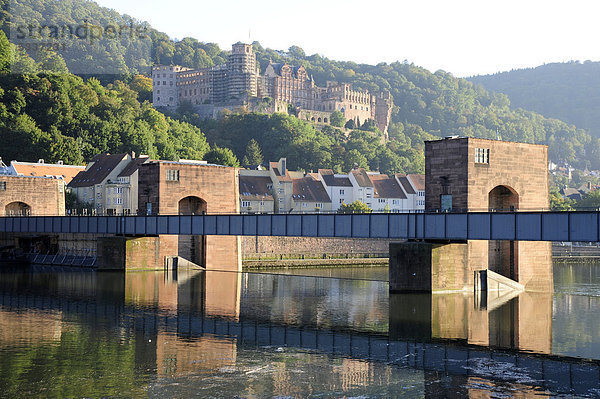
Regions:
[[379, 199, 386, 203], [393, 200, 399, 205], [0, 182, 5, 190], [475, 148, 490, 164], [166, 169, 180, 181], [315, 203, 322, 208], [302, 203, 307, 207], [339, 199, 344, 204], [339, 189, 345, 195], [242, 201, 251, 207]]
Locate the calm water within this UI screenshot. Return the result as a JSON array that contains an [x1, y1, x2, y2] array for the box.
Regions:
[[0, 263, 599, 397]]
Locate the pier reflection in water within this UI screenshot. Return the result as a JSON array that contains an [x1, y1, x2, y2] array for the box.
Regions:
[[0, 266, 598, 397]]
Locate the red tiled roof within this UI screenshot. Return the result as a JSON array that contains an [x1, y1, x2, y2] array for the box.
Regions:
[[292, 176, 331, 203], [370, 175, 407, 199], [239, 176, 274, 201], [351, 168, 373, 187], [11, 162, 85, 184], [69, 153, 126, 188], [408, 174, 425, 191]]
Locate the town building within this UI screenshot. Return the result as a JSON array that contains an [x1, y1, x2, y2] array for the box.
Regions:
[[152, 43, 393, 136], [239, 170, 274, 214], [0, 159, 85, 184], [370, 174, 408, 212], [348, 168, 375, 209], [290, 176, 332, 213], [318, 169, 353, 210], [68, 152, 150, 215], [395, 174, 425, 212], [0, 175, 65, 216]]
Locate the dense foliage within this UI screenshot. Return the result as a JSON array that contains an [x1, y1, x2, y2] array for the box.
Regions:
[[0, 31, 209, 164], [1, 0, 599, 174], [171, 109, 425, 175], [470, 61, 600, 139], [338, 200, 372, 214]]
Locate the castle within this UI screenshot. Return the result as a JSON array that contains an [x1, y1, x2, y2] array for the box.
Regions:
[[152, 43, 393, 135]]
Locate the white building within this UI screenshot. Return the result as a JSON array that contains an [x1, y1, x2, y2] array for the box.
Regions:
[[68, 153, 149, 215], [317, 169, 353, 211], [239, 170, 274, 214]]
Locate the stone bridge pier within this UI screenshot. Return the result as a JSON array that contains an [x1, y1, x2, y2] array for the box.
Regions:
[[97, 160, 241, 272], [390, 138, 552, 293]]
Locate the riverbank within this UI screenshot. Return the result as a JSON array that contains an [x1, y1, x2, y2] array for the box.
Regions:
[[243, 257, 388, 271]]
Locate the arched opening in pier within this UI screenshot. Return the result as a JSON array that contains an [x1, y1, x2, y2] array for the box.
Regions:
[[178, 196, 207, 266], [4, 201, 31, 216], [488, 185, 519, 280]]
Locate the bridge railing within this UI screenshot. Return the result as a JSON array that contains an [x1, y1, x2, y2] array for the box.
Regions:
[[1, 211, 600, 242]]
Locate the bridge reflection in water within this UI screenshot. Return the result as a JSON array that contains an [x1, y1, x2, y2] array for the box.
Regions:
[[0, 269, 597, 397]]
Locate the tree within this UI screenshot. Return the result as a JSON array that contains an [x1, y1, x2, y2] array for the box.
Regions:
[[338, 200, 372, 214], [345, 119, 356, 129], [574, 190, 600, 211], [330, 110, 345, 128], [241, 138, 263, 166], [550, 188, 573, 211], [129, 75, 154, 103], [204, 145, 240, 167]]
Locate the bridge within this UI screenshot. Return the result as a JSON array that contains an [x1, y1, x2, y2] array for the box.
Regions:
[[0, 211, 599, 242]]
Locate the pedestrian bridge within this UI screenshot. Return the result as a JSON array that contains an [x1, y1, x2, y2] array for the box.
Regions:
[[1, 211, 599, 242]]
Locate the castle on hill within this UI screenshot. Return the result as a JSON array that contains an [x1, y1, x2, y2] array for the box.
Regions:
[[152, 43, 393, 135]]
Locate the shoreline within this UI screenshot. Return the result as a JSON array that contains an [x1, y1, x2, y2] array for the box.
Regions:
[[243, 257, 388, 271]]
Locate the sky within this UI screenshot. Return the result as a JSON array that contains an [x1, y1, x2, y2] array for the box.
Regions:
[[94, 0, 600, 77]]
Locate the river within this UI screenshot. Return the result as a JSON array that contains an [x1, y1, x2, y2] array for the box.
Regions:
[[0, 262, 598, 397]]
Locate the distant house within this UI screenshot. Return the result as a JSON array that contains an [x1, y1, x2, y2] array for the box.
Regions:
[[369, 174, 408, 212], [349, 168, 375, 209], [561, 187, 583, 201], [239, 171, 274, 214], [0, 159, 85, 184], [317, 169, 353, 211], [268, 158, 304, 213], [396, 174, 425, 212], [290, 176, 332, 213], [68, 152, 149, 215]]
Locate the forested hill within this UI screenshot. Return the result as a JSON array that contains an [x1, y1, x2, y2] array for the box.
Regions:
[[0, 0, 599, 171], [469, 61, 600, 139]]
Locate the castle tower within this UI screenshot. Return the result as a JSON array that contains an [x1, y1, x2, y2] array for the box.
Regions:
[[227, 43, 259, 102]]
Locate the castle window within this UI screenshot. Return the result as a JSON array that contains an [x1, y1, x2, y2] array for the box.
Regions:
[[475, 148, 490, 164], [0, 182, 6, 190], [166, 169, 180, 181]]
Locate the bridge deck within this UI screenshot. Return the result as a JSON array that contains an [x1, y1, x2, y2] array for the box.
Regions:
[[0, 211, 598, 242]]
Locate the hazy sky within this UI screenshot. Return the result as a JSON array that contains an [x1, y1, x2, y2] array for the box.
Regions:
[[94, 0, 599, 77]]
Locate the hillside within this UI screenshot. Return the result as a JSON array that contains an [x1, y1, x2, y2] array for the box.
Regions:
[[469, 61, 600, 138], [0, 0, 598, 172]]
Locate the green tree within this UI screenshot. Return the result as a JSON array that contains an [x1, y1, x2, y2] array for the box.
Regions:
[[338, 200, 372, 214], [574, 190, 600, 210], [550, 188, 574, 211], [204, 145, 240, 167], [330, 110, 345, 128], [241, 138, 263, 166]]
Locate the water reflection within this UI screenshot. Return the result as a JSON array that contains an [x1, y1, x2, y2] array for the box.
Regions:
[[0, 266, 598, 397], [390, 292, 553, 355]]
